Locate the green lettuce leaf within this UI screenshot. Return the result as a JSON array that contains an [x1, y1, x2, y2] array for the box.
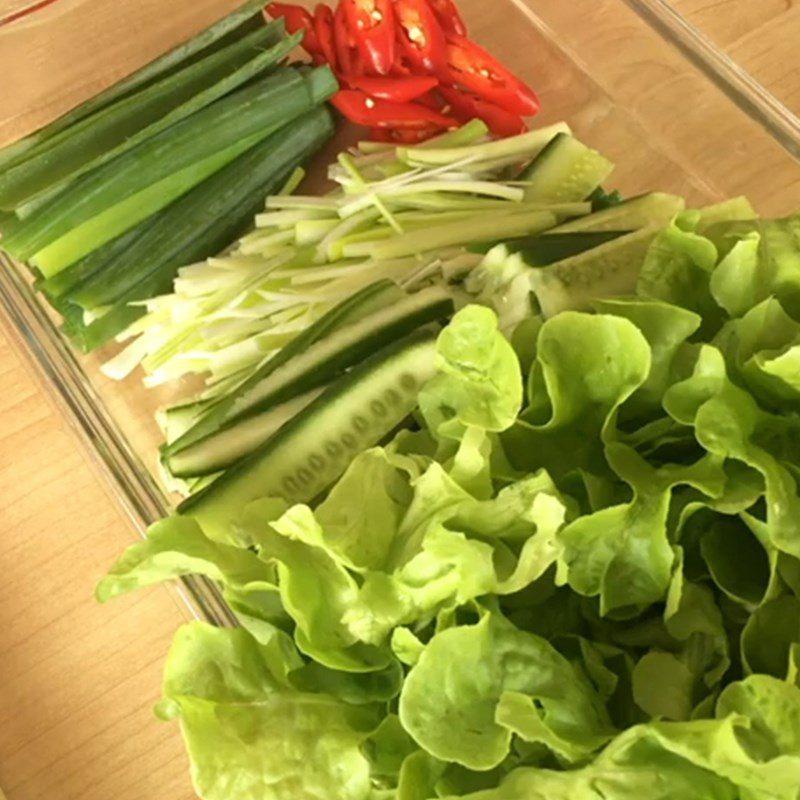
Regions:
[[399, 613, 613, 770], [502, 312, 651, 480], [715, 297, 800, 410], [440, 675, 800, 800], [741, 595, 800, 678], [637, 214, 722, 335], [709, 215, 800, 319], [592, 298, 701, 422], [96, 515, 275, 602], [160, 624, 382, 800], [419, 305, 523, 439], [557, 443, 726, 615]]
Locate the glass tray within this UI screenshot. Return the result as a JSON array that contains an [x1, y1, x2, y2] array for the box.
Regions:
[[2, 0, 799, 626]]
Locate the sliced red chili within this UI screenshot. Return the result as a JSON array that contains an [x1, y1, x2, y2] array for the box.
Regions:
[[441, 35, 540, 117], [348, 75, 438, 103], [313, 5, 338, 69], [439, 85, 526, 137], [332, 89, 456, 129], [334, 1, 362, 76], [389, 55, 413, 78], [265, 2, 321, 56], [415, 88, 448, 111], [427, 0, 467, 37], [342, 0, 397, 75], [393, 0, 447, 74]]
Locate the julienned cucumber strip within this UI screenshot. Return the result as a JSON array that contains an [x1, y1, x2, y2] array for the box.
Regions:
[[178, 330, 439, 543], [32, 135, 264, 278], [162, 401, 217, 446], [530, 226, 661, 317], [162, 280, 405, 458], [67, 105, 335, 352], [165, 286, 453, 477], [0, 22, 292, 212], [168, 388, 326, 478], [520, 132, 614, 203], [551, 192, 685, 232], [4, 67, 336, 263], [0, 0, 268, 174]]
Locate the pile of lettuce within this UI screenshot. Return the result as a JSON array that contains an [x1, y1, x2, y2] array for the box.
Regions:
[[98, 210, 800, 800]]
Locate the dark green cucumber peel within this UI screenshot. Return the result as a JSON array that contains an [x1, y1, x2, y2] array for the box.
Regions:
[[168, 388, 326, 478], [529, 225, 661, 318], [178, 330, 439, 543], [223, 286, 451, 420], [0, 0, 269, 174], [0, 21, 292, 212], [161, 280, 405, 458], [164, 286, 453, 477], [3, 66, 336, 262], [66, 104, 336, 352], [469, 231, 630, 261]]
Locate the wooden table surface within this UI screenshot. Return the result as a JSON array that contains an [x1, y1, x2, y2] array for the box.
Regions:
[[0, 1, 798, 798]]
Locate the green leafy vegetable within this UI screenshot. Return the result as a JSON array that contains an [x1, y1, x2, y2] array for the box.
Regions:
[[96, 128, 800, 800]]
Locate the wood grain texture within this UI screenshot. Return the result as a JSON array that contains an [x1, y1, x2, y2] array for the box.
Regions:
[[0, 320, 196, 800], [0, 1, 798, 799], [674, 0, 800, 113]]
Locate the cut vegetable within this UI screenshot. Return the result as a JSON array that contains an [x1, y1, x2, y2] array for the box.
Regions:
[[3, 67, 337, 265], [31, 136, 264, 277], [396, 123, 569, 167], [38, 218, 158, 301], [178, 330, 438, 542], [520, 132, 614, 203], [70, 104, 335, 351], [552, 192, 685, 232], [168, 388, 325, 477], [0, 23, 294, 211], [0, 0, 268, 173], [164, 285, 452, 475], [529, 226, 661, 317], [160, 279, 406, 456], [343, 210, 558, 259]]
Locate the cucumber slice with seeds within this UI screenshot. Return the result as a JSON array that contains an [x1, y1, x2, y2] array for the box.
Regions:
[[179, 330, 438, 543], [530, 226, 660, 317], [165, 285, 453, 473], [551, 193, 685, 233], [169, 387, 325, 478], [162, 279, 407, 458], [520, 133, 614, 203]]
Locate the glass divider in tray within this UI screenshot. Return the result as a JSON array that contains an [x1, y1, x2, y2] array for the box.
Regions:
[[1, 0, 800, 627]]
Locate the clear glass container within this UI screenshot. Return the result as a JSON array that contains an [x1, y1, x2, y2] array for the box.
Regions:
[[1, 0, 799, 624]]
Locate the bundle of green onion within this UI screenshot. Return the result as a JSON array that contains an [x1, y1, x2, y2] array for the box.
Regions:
[[0, 0, 336, 352]]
